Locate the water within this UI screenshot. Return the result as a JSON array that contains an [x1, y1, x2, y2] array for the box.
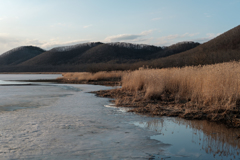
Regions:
[[0, 74, 62, 80], [133, 118, 240, 159], [0, 80, 31, 86], [0, 74, 240, 160]]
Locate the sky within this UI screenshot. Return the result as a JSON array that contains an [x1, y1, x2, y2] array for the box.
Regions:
[[0, 0, 239, 54]]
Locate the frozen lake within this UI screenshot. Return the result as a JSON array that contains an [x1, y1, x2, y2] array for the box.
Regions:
[[0, 74, 240, 160]]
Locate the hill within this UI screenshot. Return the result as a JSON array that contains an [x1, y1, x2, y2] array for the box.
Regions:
[[69, 43, 162, 64], [150, 25, 240, 68], [20, 42, 103, 65], [0, 46, 45, 65], [150, 41, 200, 59], [20, 41, 199, 66]]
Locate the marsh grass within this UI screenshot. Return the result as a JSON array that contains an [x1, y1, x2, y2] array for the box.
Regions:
[[61, 61, 240, 111], [122, 61, 240, 110], [60, 71, 127, 81]]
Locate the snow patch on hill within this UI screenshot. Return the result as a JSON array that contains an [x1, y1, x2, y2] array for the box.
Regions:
[[51, 42, 102, 52], [108, 42, 162, 50]]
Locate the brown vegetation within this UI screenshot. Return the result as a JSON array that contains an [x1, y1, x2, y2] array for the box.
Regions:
[[61, 71, 126, 81], [122, 62, 240, 107], [58, 71, 126, 86], [93, 61, 240, 127]]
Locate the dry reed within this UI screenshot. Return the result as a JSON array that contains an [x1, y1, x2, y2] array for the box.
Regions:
[[60, 71, 127, 81], [61, 61, 240, 110], [122, 61, 240, 109]]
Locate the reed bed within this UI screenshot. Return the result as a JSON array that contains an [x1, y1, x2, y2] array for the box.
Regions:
[[60, 71, 127, 81], [122, 61, 240, 110], [61, 61, 240, 111]]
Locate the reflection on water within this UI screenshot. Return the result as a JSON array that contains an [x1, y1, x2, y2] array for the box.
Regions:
[[0, 74, 62, 81], [133, 118, 240, 159], [0, 80, 31, 85]]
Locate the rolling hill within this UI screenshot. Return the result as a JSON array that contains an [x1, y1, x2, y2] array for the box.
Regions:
[[19, 41, 199, 66], [0, 46, 45, 65], [151, 25, 240, 68], [20, 42, 103, 65], [2, 23, 240, 72]]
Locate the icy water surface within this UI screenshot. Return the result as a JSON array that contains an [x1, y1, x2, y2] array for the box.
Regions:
[[0, 74, 240, 160], [0, 74, 61, 81], [133, 118, 240, 160]]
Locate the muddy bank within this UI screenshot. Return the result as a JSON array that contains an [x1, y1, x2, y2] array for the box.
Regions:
[[47, 77, 240, 128], [14, 77, 121, 86], [93, 89, 240, 128]]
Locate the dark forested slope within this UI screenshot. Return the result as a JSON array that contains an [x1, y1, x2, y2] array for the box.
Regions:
[[20, 42, 103, 65], [151, 25, 240, 68], [19, 42, 199, 66], [0, 46, 45, 65]]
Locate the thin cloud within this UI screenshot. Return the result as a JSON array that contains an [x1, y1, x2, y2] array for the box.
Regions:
[[50, 23, 73, 28], [0, 35, 37, 54], [0, 35, 89, 54], [156, 32, 200, 46], [159, 32, 199, 40], [151, 17, 162, 21], [140, 30, 153, 35], [204, 13, 212, 18], [83, 25, 92, 29], [40, 39, 89, 50], [192, 33, 221, 43], [105, 30, 153, 42], [0, 36, 19, 44]]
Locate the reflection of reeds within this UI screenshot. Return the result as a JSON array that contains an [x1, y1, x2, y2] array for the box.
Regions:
[[122, 61, 240, 109], [145, 118, 240, 157], [178, 119, 240, 158]]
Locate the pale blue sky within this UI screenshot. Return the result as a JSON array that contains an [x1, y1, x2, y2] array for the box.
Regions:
[[0, 0, 239, 54]]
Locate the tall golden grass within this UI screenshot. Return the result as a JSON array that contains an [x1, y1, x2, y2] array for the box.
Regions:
[[60, 71, 127, 81], [122, 61, 240, 109], [60, 61, 240, 109]]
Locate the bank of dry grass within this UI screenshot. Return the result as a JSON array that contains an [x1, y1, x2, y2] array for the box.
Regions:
[[122, 61, 240, 110], [58, 71, 126, 86], [94, 61, 240, 127], [61, 71, 126, 81], [59, 61, 240, 126]]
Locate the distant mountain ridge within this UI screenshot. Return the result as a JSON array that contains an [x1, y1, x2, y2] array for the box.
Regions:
[[107, 42, 161, 51], [7, 24, 240, 72], [16, 41, 199, 66], [51, 42, 103, 52], [150, 25, 240, 68]]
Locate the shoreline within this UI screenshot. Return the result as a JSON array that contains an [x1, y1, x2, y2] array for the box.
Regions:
[[20, 77, 240, 128], [57, 78, 240, 128], [92, 89, 240, 128]]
